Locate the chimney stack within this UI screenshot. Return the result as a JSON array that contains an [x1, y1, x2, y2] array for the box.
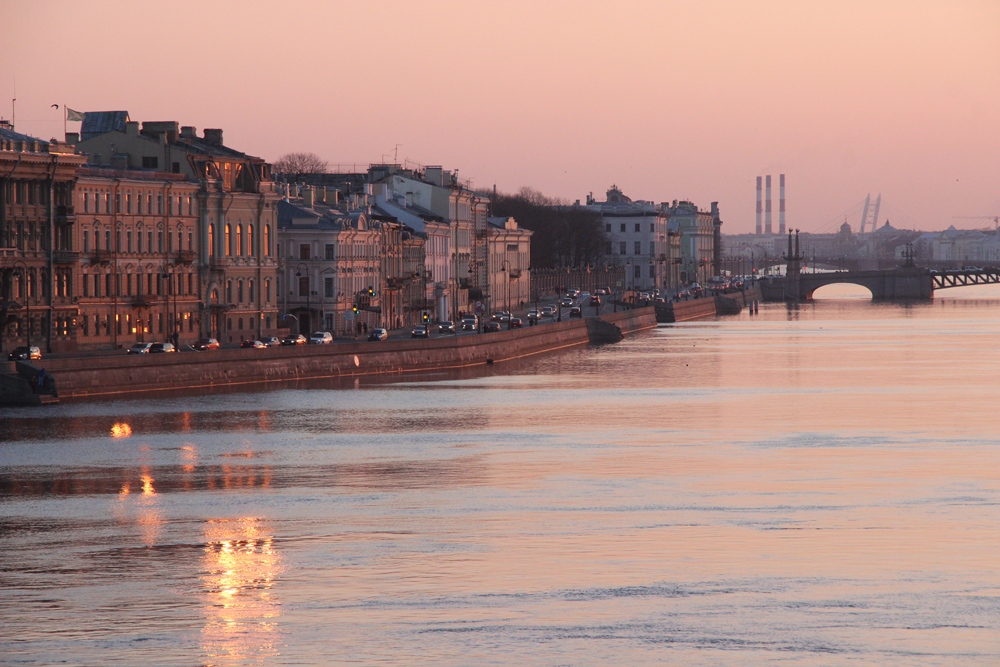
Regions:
[[301, 185, 314, 208], [779, 174, 786, 235], [765, 175, 772, 235], [756, 176, 762, 235]]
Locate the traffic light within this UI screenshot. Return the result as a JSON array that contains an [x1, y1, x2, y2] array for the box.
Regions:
[[352, 304, 359, 313], [422, 311, 429, 323], [367, 286, 375, 296]]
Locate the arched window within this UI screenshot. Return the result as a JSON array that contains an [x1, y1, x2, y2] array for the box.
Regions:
[[226, 280, 233, 303], [265, 278, 271, 302], [236, 224, 243, 257], [238, 280, 244, 303], [247, 224, 254, 256], [225, 224, 232, 256], [208, 224, 215, 257], [264, 225, 271, 256], [249, 279, 255, 302], [211, 287, 219, 302]]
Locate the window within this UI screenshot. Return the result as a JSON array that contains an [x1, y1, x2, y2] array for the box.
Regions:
[[606, 242, 612, 255], [238, 280, 244, 303], [619, 241, 626, 255], [142, 156, 158, 169], [620, 223, 626, 232], [157, 195, 163, 214], [649, 265, 655, 278], [634, 265, 640, 278], [226, 280, 233, 303], [605, 223, 611, 232], [147, 194, 152, 213], [126, 231, 132, 253], [209, 225, 214, 257], [249, 280, 255, 302], [265, 279, 271, 302], [264, 225, 272, 256], [187, 196, 193, 216], [158, 231, 164, 253], [298, 276, 309, 297], [168, 229, 173, 253], [236, 224, 243, 256], [650, 223, 654, 232], [147, 231, 153, 254], [324, 277, 334, 297], [634, 241, 641, 255], [188, 231, 193, 251], [126, 194, 132, 214], [325, 244, 335, 260], [187, 273, 193, 295], [172, 162, 180, 174], [634, 223, 640, 232], [83, 192, 90, 213], [225, 224, 232, 256], [83, 230, 90, 253], [299, 244, 310, 260], [116, 230, 122, 253]]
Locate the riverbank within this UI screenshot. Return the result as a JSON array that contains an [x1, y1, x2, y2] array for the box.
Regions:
[[2, 308, 656, 404]]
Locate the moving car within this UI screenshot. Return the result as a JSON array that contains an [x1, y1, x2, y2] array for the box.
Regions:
[[483, 321, 502, 333], [526, 309, 540, 323], [281, 334, 307, 346], [461, 317, 478, 331], [541, 305, 556, 317], [438, 321, 456, 334], [510, 317, 524, 328], [127, 343, 153, 355], [559, 297, 574, 307], [411, 325, 429, 339], [8, 346, 41, 361], [241, 339, 266, 349], [368, 328, 388, 341], [309, 331, 333, 345], [568, 306, 582, 318], [260, 336, 281, 347], [193, 337, 220, 351], [589, 296, 601, 306], [149, 342, 176, 353]]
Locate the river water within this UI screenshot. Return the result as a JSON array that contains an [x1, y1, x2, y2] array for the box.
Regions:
[[2, 285, 999, 666]]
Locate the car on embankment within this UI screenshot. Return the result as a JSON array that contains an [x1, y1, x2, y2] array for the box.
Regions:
[[8, 346, 42, 361], [149, 342, 176, 353], [241, 339, 266, 349], [193, 337, 220, 351], [309, 331, 333, 345], [411, 325, 429, 339], [368, 328, 388, 342], [483, 321, 502, 333], [281, 334, 307, 346], [127, 343, 153, 355]]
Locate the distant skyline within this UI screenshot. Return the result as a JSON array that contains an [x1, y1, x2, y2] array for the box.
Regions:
[[4, 0, 998, 233]]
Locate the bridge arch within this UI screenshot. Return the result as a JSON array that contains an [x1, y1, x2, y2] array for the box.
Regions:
[[810, 282, 873, 299]]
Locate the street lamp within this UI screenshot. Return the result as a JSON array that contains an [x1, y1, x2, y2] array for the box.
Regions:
[[294, 262, 309, 334], [161, 265, 180, 346], [499, 259, 511, 327]]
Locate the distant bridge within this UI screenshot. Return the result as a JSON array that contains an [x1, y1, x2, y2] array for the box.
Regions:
[[764, 266, 1000, 301]]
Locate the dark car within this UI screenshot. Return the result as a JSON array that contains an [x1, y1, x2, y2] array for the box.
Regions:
[[127, 343, 152, 355], [568, 306, 582, 318], [438, 321, 456, 334], [483, 321, 502, 333], [193, 337, 220, 351], [368, 328, 388, 341], [509, 317, 523, 329], [281, 334, 307, 346], [411, 325, 429, 338], [260, 336, 281, 347], [461, 317, 478, 331], [8, 346, 41, 361], [149, 342, 176, 353], [241, 339, 266, 349], [589, 296, 601, 306]]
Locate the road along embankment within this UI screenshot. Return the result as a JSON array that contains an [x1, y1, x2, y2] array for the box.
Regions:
[[655, 287, 762, 323], [6, 308, 656, 404]]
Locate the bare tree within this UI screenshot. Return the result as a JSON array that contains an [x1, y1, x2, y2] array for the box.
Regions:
[[272, 152, 328, 174]]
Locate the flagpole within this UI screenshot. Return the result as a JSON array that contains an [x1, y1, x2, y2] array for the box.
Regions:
[[63, 104, 67, 140]]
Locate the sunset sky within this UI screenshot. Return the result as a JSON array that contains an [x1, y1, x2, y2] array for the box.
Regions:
[[4, 0, 998, 233]]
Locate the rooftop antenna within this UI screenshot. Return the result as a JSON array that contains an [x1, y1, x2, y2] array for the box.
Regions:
[[394, 144, 402, 163], [11, 74, 15, 131]]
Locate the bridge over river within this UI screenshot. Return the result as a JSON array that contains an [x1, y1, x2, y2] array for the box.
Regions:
[[761, 266, 1000, 301]]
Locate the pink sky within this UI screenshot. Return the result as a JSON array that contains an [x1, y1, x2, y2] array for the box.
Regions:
[[4, 0, 998, 233]]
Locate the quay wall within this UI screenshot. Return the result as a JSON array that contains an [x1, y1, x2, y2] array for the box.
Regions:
[[30, 308, 657, 402], [657, 287, 762, 323]]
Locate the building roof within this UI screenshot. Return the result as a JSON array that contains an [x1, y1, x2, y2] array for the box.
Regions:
[[81, 111, 130, 140]]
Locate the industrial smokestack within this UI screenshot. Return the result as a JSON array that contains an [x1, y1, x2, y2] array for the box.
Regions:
[[779, 174, 786, 235], [765, 175, 772, 235], [756, 176, 762, 235]]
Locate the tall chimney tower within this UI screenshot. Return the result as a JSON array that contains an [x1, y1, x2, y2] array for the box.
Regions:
[[765, 175, 773, 235], [779, 174, 786, 235], [756, 176, 762, 235]]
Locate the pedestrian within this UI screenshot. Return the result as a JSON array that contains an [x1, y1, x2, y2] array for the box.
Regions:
[[362, 322, 368, 335], [37, 368, 47, 387]]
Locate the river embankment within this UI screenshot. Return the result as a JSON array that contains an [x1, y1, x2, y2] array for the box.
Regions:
[[1, 308, 656, 404]]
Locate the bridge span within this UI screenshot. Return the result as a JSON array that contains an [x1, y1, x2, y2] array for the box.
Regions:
[[762, 266, 1000, 301]]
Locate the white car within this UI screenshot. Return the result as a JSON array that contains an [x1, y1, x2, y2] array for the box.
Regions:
[[309, 331, 333, 344]]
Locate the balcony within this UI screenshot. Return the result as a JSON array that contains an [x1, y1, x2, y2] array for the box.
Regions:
[[55, 205, 76, 224], [90, 250, 112, 265], [175, 250, 196, 264], [131, 296, 151, 309], [53, 251, 80, 264]]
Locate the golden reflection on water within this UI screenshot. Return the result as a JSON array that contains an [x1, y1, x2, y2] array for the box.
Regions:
[[110, 422, 132, 438], [112, 465, 162, 546], [200, 517, 282, 665]]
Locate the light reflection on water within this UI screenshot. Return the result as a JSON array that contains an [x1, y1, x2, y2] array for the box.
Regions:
[[1, 288, 1000, 665]]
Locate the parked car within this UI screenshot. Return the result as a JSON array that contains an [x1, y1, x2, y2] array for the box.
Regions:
[[461, 317, 478, 331], [149, 342, 176, 353], [8, 346, 41, 361], [411, 325, 429, 338], [309, 331, 333, 345], [438, 321, 456, 334], [127, 343, 153, 355], [281, 334, 307, 346], [241, 339, 266, 349], [568, 306, 582, 318], [193, 337, 220, 351], [368, 328, 388, 341], [483, 321, 502, 333], [260, 336, 281, 347]]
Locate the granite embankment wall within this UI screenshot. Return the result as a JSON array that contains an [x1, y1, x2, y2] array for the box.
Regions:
[[26, 308, 656, 402], [656, 287, 762, 323]]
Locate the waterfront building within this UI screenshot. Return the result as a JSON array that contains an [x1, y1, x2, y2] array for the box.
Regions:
[[72, 114, 281, 344], [0, 123, 88, 354], [665, 200, 722, 285], [583, 186, 681, 291], [487, 217, 532, 312]]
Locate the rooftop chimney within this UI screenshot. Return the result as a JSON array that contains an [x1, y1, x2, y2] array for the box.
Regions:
[[203, 128, 223, 145], [765, 175, 773, 235], [779, 174, 786, 235], [180, 126, 196, 139], [756, 176, 762, 235], [301, 185, 314, 208]]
